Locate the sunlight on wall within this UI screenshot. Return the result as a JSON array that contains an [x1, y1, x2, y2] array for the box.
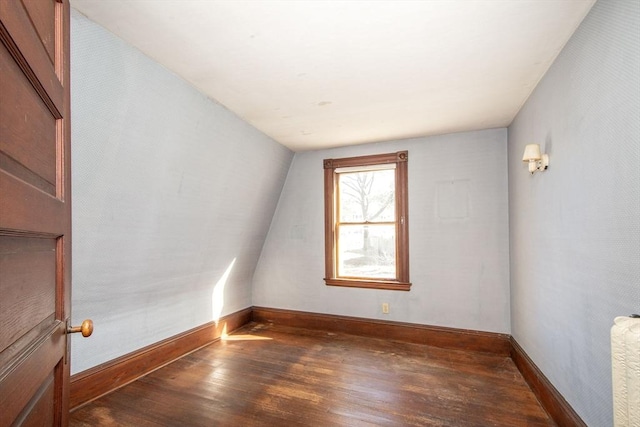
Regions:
[[211, 258, 236, 323]]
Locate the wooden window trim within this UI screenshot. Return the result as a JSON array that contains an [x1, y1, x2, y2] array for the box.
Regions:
[[323, 151, 410, 291]]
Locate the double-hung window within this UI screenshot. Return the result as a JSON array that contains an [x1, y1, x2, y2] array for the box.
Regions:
[[323, 151, 410, 291]]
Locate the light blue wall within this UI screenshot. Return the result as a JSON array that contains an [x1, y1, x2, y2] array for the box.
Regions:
[[254, 129, 511, 334], [69, 3, 640, 424], [508, 1, 640, 425], [70, 10, 293, 374]]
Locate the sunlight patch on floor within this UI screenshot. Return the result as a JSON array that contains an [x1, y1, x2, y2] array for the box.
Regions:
[[222, 334, 273, 341], [219, 322, 272, 341]]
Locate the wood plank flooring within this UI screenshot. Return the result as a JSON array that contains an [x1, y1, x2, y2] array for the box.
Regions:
[[70, 322, 554, 426]]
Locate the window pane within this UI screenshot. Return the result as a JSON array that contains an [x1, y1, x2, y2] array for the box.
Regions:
[[337, 224, 396, 279], [338, 170, 395, 223]]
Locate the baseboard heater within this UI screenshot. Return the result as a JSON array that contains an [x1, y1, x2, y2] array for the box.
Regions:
[[611, 315, 640, 427]]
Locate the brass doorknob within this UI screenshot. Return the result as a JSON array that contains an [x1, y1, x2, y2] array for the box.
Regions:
[[67, 319, 94, 337]]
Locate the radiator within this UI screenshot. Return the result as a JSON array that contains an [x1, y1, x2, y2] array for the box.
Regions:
[[611, 315, 640, 427]]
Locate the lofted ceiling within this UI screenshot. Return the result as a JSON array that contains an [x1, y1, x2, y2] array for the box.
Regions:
[[70, 0, 595, 152]]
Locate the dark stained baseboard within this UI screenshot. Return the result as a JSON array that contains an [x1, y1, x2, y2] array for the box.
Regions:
[[252, 306, 511, 356], [70, 305, 585, 427], [253, 307, 586, 427], [69, 307, 252, 411], [510, 337, 586, 427]]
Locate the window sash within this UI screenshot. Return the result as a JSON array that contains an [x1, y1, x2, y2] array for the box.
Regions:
[[334, 163, 396, 174], [323, 151, 410, 291], [337, 168, 396, 223], [336, 223, 397, 280]]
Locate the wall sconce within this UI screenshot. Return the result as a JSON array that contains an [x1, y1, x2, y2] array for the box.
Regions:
[[522, 144, 549, 174]]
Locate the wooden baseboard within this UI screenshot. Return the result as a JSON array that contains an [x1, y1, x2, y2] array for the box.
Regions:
[[252, 306, 511, 356], [70, 305, 583, 427], [255, 307, 585, 426], [510, 337, 586, 427], [69, 307, 252, 411]]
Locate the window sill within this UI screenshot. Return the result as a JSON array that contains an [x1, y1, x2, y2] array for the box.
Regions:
[[324, 278, 411, 291]]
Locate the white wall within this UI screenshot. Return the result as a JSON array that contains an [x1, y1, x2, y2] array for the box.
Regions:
[[508, 0, 640, 425], [70, 10, 293, 374], [253, 129, 510, 333]]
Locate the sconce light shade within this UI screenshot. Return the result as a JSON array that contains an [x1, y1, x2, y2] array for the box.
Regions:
[[522, 144, 549, 174], [522, 144, 542, 162]]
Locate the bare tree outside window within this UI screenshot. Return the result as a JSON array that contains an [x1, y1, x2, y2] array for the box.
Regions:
[[338, 169, 396, 278], [323, 151, 410, 291]]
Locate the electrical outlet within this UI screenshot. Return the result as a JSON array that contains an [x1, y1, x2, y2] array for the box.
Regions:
[[382, 303, 389, 314]]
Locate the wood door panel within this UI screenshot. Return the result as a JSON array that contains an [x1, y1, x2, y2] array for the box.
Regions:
[[0, 322, 65, 426], [0, 41, 57, 192], [0, 236, 56, 354], [0, 152, 56, 196], [20, 0, 56, 65], [16, 373, 55, 427], [0, 170, 65, 235], [0, 0, 72, 424], [0, 0, 63, 115]]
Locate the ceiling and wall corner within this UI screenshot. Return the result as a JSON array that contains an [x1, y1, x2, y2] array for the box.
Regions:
[[69, 0, 596, 151]]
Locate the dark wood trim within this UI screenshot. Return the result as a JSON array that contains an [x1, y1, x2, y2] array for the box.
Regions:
[[69, 308, 252, 411], [323, 151, 410, 290], [323, 151, 406, 169], [0, 151, 56, 196], [396, 152, 409, 281], [323, 160, 335, 280], [510, 337, 586, 427], [324, 277, 411, 291], [252, 306, 510, 355], [69, 306, 584, 426], [70, 318, 553, 426], [0, 0, 64, 118]]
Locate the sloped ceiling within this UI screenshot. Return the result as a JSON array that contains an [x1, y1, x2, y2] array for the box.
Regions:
[[70, 0, 595, 151]]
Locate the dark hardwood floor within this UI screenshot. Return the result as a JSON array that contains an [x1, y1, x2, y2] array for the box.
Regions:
[[70, 322, 554, 426]]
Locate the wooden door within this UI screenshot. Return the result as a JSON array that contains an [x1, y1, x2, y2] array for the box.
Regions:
[[0, 0, 80, 425]]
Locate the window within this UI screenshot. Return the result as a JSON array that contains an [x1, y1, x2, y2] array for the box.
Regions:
[[323, 151, 410, 291]]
